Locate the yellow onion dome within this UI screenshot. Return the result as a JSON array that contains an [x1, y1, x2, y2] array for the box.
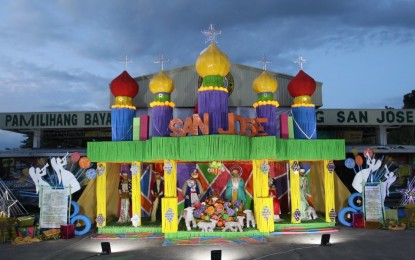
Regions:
[[196, 42, 230, 77], [252, 71, 278, 93], [149, 71, 174, 94]]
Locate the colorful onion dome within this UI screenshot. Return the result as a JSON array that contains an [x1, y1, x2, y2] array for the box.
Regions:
[[252, 71, 278, 93], [196, 42, 230, 77], [287, 70, 316, 98], [149, 71, 174, 94], [110, 71, 139, 107]]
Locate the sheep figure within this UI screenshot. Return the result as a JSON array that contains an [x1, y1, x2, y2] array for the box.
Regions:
[[178, 207, 196, 231], [305, 206, 318, 220], [222, 216, 245, 232], [197, 219, 218, 232], [243, 209, 256, 228]]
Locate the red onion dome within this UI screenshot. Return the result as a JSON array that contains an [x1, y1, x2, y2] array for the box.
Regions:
[[110, 71, 139, 98], [287, 70, 316, 98]]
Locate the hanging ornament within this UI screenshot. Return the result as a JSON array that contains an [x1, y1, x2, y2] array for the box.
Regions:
[[97, 163, 105, 176], [291, 161, 300, 173], [260, 160, 270, 174], [95, 213, 105, 227], [163, 160, 173, 174], [326, 161, 335, 173], [165, 208, 175, 223], [130, 163, 140, 176]]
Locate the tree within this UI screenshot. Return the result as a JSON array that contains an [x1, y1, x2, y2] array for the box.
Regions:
[[387, 90, 415, 145], [403, 90, 415, 109]]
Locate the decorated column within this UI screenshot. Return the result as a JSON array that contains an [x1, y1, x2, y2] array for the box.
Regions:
[[196, 24, 230, 134], [253, 159, 274, 232], [324, 160, 337, 223], [130, 162, 142, 226], [110, 66, 139, 141], [289, 160, 301, 224], [287, 57, 317, 139], [149, 55, 175, 137], [252, 56, 279, 136], [161, 160, 178, 233], [95, 163, 107, 227]]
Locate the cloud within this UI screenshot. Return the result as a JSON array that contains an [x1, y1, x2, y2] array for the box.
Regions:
[[0, 0, 415, 113]]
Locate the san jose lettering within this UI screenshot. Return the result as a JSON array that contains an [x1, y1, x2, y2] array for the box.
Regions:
[[316, 109, 414, 125], [169, 113, 268, 137]]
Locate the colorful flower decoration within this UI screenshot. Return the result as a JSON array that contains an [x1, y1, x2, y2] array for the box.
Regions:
[[215, 204, 224, 214], [194, 209, 202, 218], [165, 208, 175, 223], [233, 200, 242, 209], [200, 204, 207, 212], [206, 206, 215, 215], [208, 161, 223, 175], [227, 208, 235, 217]]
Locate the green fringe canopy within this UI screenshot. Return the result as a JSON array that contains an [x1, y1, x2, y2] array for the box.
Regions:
[[87, 135, 345, 163]]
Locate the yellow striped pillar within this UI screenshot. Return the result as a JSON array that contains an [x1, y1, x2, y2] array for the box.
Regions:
[[162, 160, 178, 233], [289, 160, 301, 224], [131, 161, 142, 226], [96, 162, 107, 227], [162, 197, 179, 233], [324, 160, 336, 223], [163, 160, 177, 197], [253, 160, 274, 232]]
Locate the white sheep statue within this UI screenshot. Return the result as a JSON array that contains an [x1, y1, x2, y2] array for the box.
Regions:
[[243, 209, 256, 228], [222, 216, 244, 232], [178, 207, 196, 231], [197, 219, 218, 232], [305, 206, 318, 220]]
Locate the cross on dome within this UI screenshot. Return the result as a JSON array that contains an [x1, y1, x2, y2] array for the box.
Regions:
[[119, 55, 132, 70], [294, 55, 307, 70], [201, 24, 221, 44], [154, 54, 169, 71], [258, 54, 271, 71]]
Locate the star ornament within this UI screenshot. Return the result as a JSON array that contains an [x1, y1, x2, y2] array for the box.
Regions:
[[398, 178, 415, 206], [0, 191, 18, 217]]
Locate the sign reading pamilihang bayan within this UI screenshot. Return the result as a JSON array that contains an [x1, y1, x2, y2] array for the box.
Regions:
[[1, 109, 414, 129], [0, 111, 111, 129]]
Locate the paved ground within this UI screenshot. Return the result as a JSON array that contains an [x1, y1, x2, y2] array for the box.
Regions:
[[1, 226, 414, 260]]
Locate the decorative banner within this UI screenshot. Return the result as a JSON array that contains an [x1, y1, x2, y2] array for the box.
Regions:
[[164, 160, 177, 197], [162, 197, 178, 233], [39, 188, 70, 228], [289, 160, 301, 224], [131, 161, 142, 226], [96, 162, 107, 227], [324, 160, 335, 222], [364, 183, 383, 222]]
